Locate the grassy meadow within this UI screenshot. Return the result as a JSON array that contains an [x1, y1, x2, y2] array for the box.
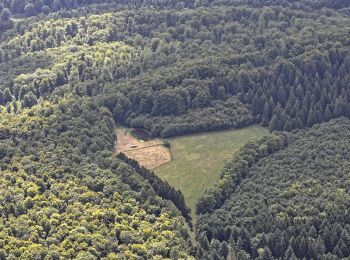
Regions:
[[154, 125, 269, 216]]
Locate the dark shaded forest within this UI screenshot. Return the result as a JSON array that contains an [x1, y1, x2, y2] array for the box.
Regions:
[[196, 118, 350, 259], [3, 1, 350, 137]]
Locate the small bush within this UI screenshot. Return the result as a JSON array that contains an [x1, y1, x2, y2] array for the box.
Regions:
[[163, 140, 171, 148]]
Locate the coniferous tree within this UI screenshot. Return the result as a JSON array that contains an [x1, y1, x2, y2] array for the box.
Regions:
[[261, 247, 273, 260], [0, 8, 11, 21], [284, 246, 297, 260]]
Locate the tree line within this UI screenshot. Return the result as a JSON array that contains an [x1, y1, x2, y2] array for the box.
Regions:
[[3, 5, 350, 137], [196, 133, 287, 215], [0, 99, 195, 259], [196, 118, 350, 259], [117, 152, 192, 224]]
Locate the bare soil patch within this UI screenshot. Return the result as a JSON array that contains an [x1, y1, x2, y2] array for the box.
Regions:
[[115, 128, 172, 169]]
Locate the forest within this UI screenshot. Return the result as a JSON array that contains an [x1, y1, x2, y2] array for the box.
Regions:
[[3, 1, 350, 137], [0, 99, 196, 258], [196, 118, 350, 259], [2, 0, 350, 258]]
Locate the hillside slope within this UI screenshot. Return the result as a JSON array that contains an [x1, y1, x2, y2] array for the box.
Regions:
[[2, 3, 350, 137], [196, 118, 350, 259], [0, 100, 195, 259], [2, 0, 350, 258]]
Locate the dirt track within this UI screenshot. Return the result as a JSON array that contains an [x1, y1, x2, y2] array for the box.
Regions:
[[115, 128, 172, 169]]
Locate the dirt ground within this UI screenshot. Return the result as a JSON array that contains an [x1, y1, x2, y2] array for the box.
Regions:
[[115, 128, 172, 169]]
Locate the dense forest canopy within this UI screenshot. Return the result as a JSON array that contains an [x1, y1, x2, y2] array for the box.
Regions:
[[0, 99, 196, 259], [196, 118, 350, 259], [0, 98, 197, 259], [2, 0, 350, 258], [3, 1, 350, 137]]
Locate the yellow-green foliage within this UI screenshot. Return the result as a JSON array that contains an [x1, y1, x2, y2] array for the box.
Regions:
[[0, 102, 195, 259], [0, 13, 136, 106], [14, 42, 135, 90], [0, 101, 51, 131], [2, 13, 120, 57]]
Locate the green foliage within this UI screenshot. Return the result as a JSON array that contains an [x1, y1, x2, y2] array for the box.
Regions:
[[4, 3, 350, 134], [3, 0, 350, 258], [196, 133, 287, 215], [155, 126, 268, 216], [117, 153, 192, 224], [2, 2, 350, 136], [196, 118, 350, 259], [0, 100, 195, 258], [130, 97, 254, 138]]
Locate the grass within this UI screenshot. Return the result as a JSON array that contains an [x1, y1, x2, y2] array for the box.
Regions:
[[154, 125, 269, 217]]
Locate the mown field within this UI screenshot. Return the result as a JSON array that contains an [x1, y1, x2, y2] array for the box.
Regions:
[[115, 128, 171, 169], [154, 125, 269, 216]]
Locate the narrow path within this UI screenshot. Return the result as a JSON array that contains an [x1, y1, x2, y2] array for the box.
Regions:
[[115, 128, 172, 169]]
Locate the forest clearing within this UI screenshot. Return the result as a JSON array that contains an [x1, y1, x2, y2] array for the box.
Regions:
[[115, 125, 269, 215], [115, 128, 172, 169], [4, 0, 350, 257], [155, 125, 269, 215]]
